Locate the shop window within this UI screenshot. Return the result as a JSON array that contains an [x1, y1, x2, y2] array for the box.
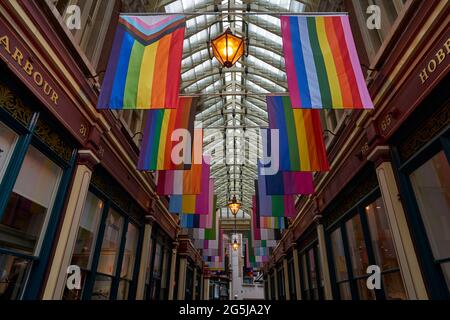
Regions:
[[365, 198, 406, 299], [299, 244, 324, 300], [63, 191, 103, 300], [0, 254, 31, 300], [277, 267, 285, 300], [159, 248, 171, 300], [0, 81, 76, 300], [410, 150, 450, 290], [185, 264, 194, 300], [1, 146, 62, 255], [345, 216, 368, 277], [92, 208, 124, 300], [308, 248, 319, 300], [330, 228, 351, 299], [117, 223, 139, 300], [150, 241, 163, 300], [270, 273, 275, 300], [63, 182, 143, 301], [0, 122, 18, 183], [328, 192, 406, 300], [143, 237, 152, 299], [288, 258, 296, 299], [96, 209, 124, 277]]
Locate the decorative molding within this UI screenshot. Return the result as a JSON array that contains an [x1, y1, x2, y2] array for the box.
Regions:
[[398, 101, 450, 162], [77, 149, 100, 170], [0, 82, 33, 125], [367, 145, 391, 167], [325, 168, 378, 228], [35, 117, 73, 162], [144, 214, 156, 225], [313, 214, 323, 226]]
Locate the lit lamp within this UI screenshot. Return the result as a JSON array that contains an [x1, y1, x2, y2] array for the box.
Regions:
[[227, 195, 241, 216], [211, 28, 245, 68], [232, 238, 240, 251]]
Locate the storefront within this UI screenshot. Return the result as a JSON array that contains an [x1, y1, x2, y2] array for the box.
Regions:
[[391, 79, 450, 299], [146, 226, 172, 300], [0, 3, 182, 301], [286, 251, 297, 300], [60, 167, 146, 300], [0, 75, 76, 300], [323, 165, 407, 300], [296, 228, 324, 300], [276, 263, 285, 300]]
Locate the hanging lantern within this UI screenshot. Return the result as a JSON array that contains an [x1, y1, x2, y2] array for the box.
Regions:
[[227, 195, 241, 216], [232, 238, 240, 251], [211, 27, 245, 68]]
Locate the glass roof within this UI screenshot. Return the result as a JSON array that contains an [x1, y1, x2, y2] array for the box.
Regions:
[[161, 0, 307, 214]]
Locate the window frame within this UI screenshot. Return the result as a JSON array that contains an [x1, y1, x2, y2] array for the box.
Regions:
[[80, 185, 144, 300], [392, 126, 450, 299], [325, 188, 405, 300], [0, 96, 77, 300], [298, 240, 324, 300]]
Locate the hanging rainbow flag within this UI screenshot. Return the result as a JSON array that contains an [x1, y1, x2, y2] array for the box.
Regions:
[[280, 15, 373, 109], [156, 163, 202, 195], [168, 166, 211, 215], [179, 183, 216, 229], [256, 169, 297, 218], [252, 196, 261, 241], [98, 15, 186, 109], [138, 97, 199, 171], [266, 97, 329, 171], [267, 171, 314, 195], [261, 163, 314, 195], [204, 196, 218, 240], [260, 217, 286, 229], [180, 214, 201, 228]]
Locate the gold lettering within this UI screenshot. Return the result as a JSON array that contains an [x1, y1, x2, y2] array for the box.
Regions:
[[43, 81, 52, 95], [50, 91, 58, 104], [0, 35, 10, 54], [12, 47, 23, 66], [435, 49, 445, 64], [427, 59, 436, 73], [23, 60, 33, 75], [33, 71, 43, 86], [445, 38, 450, 54], [419, 68, 428, 84]]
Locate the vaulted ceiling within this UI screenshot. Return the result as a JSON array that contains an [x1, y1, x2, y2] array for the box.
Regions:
[[123, 0, 317, 213]]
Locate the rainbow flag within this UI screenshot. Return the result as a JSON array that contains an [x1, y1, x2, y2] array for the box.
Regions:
[[280, 15, 373, 109], [156, 163, 202, 195], [180, 214, 201, 228], [179, 183, 216, 229], [266, 96, 329, 171], [204, 195, 218, 240], [137, 97, 199, 171], [256, 169, 297, 218], [168, 167, 211, 215], [262, 166, 314, 195], [98, 15, 186, 109], [260, 217, 286, 229]]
